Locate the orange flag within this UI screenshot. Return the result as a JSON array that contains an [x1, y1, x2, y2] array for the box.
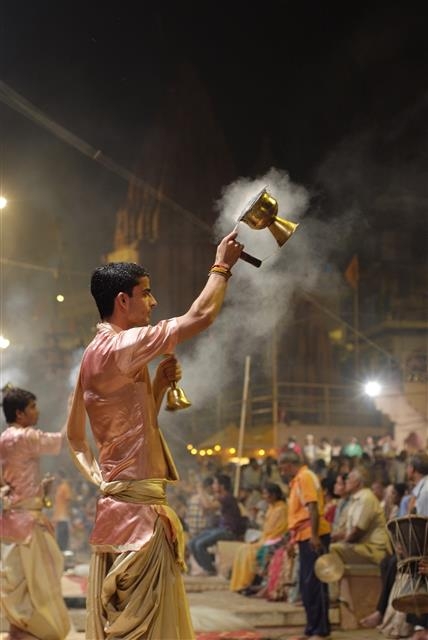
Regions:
[[345, 254, 359, 289]]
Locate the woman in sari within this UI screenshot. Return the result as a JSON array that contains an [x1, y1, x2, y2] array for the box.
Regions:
[[230, 483, 287, 592]]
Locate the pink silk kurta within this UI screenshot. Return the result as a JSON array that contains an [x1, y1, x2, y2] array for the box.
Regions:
[[0, 426, 70, 640], [68, 319, 180, 551], [67, 320, 197, 639], [0, 426, 62, 542]]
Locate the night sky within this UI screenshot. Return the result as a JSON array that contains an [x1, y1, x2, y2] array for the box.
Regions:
[[1, 1, 427, 316], [3, 3, 428, 174]]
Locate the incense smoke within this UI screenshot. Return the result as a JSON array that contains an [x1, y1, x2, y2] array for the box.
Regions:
[[161, 167, 359, 442]]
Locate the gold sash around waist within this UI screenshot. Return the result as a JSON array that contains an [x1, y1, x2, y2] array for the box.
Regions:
[[3, 496, 44, 511], [100, 478, 167, 504], [98, 477, 185, 568]]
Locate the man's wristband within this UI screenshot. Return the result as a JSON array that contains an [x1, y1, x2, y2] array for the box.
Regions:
[[208, 264, 232, 281]]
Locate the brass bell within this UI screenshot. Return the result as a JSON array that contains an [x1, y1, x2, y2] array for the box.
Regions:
[[165, 381, 192, 411], [238, 187, 299, 267], [41, 472, 54, 508], [43, 495, 53, 509]]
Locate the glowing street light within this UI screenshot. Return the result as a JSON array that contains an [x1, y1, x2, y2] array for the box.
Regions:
[[0, 335, 10, 349], [364, 380, 382, 397], [56, 294, 65, 302], [0, 196, 7, 209]]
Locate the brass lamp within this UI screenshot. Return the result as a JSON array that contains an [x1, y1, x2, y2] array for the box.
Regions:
[[238, 187, 299, 267]]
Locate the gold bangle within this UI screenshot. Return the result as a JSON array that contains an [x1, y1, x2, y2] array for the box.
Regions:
[[210, 263, 232, 275], [208, 266, 232, 281], [211, 262, 231, 271]]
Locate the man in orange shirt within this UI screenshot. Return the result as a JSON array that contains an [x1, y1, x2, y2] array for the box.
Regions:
[[279, 450, 331, 640], [53, 469, 73, 551]]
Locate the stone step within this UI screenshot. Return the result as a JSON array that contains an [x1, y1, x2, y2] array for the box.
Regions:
[[2, 593, 340, 636], [0, 575, 339, 632], [187, 589, 340, 630], [184, 574, 231, 591], [66, 598, 340, 635]]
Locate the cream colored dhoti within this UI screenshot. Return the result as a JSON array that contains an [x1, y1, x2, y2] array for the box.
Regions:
[[0, 524, 70, 640], [87, 517, 194, 640]]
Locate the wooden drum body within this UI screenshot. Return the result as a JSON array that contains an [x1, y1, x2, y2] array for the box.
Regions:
[[387, 515, 428, 614]]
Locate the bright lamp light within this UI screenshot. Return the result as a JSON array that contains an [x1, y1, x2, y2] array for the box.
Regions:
[[0, 335, 10, 349], [364, 380, 382, 397]]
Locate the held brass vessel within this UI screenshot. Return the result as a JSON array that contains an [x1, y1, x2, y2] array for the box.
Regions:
[[238, 187, 299, 267]]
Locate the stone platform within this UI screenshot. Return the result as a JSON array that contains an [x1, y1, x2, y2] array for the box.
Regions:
[[185, 575, 340, 629], [59, 572, 339, 635], [1, 571, 392, 640]]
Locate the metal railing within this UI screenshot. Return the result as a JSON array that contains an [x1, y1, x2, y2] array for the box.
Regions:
[[182, 381, 386, 438]]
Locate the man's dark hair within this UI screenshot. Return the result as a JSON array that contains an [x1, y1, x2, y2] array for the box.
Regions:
[[2, 387, 36, 423], [215, 473, 232, 493], [202, 476, 214, 489], [409, 453, 428, 477], [90, 262, 149, 319], [393, 482, 407, 499]]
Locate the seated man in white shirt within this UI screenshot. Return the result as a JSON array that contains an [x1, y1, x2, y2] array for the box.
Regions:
[[329, 466, 391, 566]]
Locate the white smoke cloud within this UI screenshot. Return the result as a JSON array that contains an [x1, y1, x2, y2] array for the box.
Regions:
[[162, 167, 355, 436]]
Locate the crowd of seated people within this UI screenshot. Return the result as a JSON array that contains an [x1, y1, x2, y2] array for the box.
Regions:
[[164, 430, 428, 633], [46, 430, 428, 638]]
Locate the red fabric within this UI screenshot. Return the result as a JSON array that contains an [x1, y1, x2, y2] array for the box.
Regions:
[[324, 502, 337, 524], [196, 632, 264, 639], [265, 546, 294, 601]]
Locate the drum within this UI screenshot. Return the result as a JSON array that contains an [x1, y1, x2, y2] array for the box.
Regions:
[[387, 515, 428, 614]]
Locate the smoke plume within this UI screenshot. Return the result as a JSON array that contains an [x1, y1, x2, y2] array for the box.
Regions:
[[162, 167, 359, 440]]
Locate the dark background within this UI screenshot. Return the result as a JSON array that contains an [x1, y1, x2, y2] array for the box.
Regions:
[[0, 1, 427, 433], [2, 2, 427, 198]]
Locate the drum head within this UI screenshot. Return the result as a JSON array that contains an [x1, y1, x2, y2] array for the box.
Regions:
[[392, 593, 428, 615], [391, 566, 428, 614], [314, 553, 344, 583]]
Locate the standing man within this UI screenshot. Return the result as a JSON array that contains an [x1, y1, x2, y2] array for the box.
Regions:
[[53, 469, 73, 551], [67, 230, 244, 639], [241, 457, 262, 491], [279, 450, 331, 640], [0, 386, 70, 640]]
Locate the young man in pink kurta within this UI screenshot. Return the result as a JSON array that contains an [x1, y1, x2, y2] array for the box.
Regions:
[[0, 387, 70, 640], [67, 229, 244, 639]]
